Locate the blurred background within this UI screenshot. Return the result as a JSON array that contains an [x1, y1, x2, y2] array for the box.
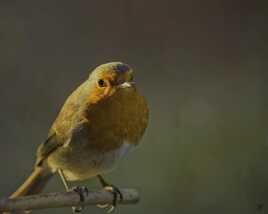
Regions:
[[0, 0, 267, 214]]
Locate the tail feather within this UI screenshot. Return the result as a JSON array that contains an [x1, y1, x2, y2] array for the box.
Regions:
[[10, 167, 52, 199]]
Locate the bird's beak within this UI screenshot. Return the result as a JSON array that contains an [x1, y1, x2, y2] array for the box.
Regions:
[[119, 81, 135, 88]]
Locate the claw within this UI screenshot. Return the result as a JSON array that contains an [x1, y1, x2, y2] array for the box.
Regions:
[[72, 186, 89, 202], [96, 204, 115, 213], [97, 185, 123, 212], [71, 186, 89, 213], [72, 206, 83, 213], [105, 185, 123, 201], [107, 205, 115, 213]]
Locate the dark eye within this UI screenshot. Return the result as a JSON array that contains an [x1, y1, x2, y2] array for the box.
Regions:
[[98, 79, 106, 87]]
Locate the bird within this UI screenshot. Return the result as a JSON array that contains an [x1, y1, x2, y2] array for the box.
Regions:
[[8, 62, 149, 212]]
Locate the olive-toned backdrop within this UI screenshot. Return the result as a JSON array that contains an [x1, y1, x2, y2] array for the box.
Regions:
[[0, 1, 267, 214]]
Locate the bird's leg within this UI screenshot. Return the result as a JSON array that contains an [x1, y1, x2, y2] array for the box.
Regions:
[[58, 169, 88, 213], [58, 168, 70, 191], [96, 175, 123, 213]]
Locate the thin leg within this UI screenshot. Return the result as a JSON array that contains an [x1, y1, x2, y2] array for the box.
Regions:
[[97, 175, 109, 187], [97, 175, 123, 213], [57, 169, 88, 213], [58, 169, 70, 191]]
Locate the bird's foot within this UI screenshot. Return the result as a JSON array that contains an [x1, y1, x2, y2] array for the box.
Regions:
[[71, 186, 89, 213], [97, 185, 123, 213]]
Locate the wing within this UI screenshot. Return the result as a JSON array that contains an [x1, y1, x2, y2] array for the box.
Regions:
[[64, 118, 91, 148], [35, 132, 62, 167], [35, 119, 91, 167], [34, 78, 93, 167]]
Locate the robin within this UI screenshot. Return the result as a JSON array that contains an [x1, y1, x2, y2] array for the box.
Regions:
[[8, 62, 149, 212]]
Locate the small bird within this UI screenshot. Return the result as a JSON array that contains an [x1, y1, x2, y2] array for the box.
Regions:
[[8, 62, 149, 212]]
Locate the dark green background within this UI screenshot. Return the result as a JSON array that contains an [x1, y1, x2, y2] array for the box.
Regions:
[[0, 1, 267, 214]]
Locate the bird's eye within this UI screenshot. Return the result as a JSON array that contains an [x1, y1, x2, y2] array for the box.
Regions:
[[98, 79, 106, 87]]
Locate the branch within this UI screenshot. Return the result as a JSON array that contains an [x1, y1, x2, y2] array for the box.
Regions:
[[0, 189, 139, 212]]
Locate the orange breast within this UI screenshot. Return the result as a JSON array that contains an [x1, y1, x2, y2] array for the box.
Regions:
[[85, 87, 149, 152]]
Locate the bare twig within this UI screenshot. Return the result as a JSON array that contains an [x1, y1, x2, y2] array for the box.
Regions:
[[0, 189, 139, 212]]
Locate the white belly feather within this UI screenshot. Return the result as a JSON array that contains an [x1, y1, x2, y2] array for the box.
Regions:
[[61, 142, 134, 181]]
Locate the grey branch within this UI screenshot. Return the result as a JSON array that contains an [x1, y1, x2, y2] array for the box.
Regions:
[[0, 189, 139, 212]]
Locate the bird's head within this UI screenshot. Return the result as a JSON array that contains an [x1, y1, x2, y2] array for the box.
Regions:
[[87, 62, 135, 104]]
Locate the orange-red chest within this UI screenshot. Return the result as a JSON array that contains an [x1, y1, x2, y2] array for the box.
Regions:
[[85, 87, 149, 152]]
